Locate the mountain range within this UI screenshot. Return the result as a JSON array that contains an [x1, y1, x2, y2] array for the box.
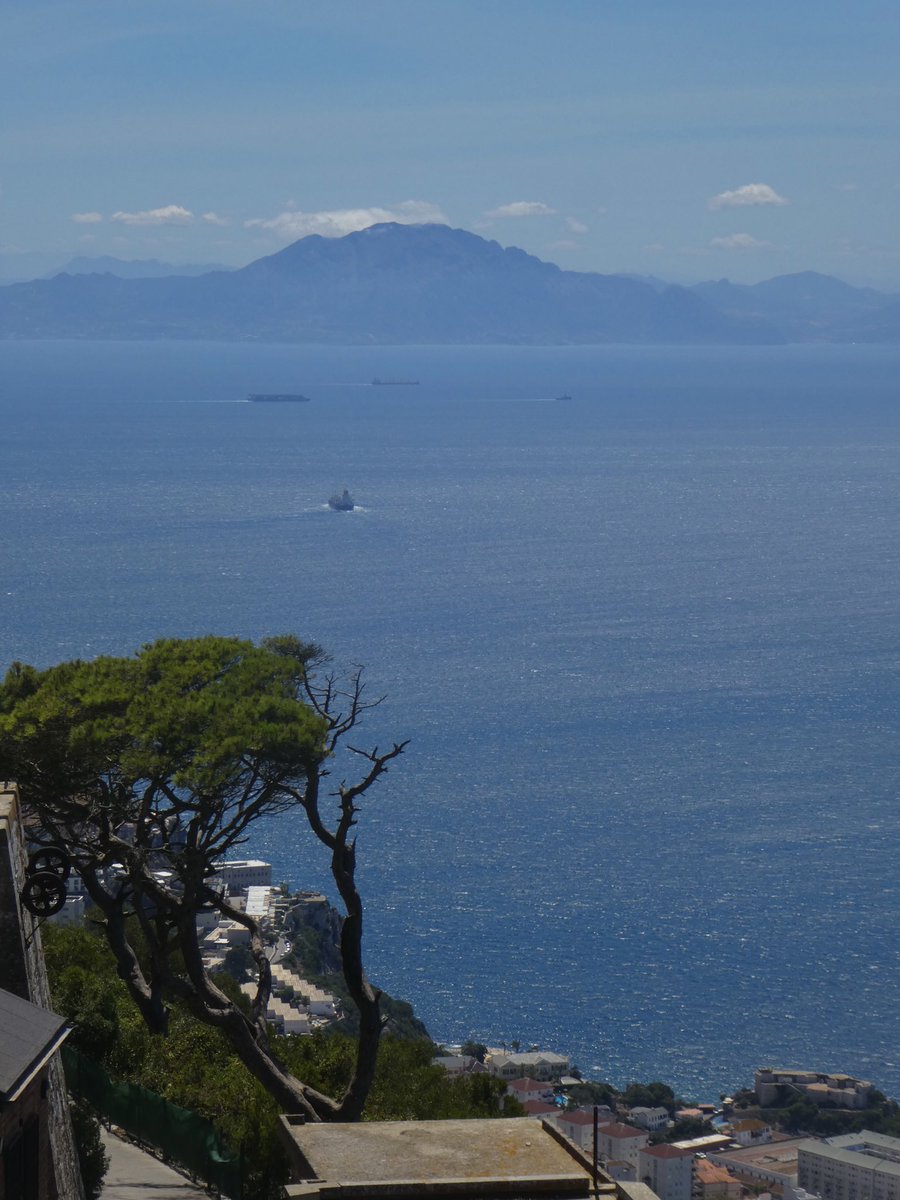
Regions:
[[43, 255, 234, 280], [2, 223, 899, 344]]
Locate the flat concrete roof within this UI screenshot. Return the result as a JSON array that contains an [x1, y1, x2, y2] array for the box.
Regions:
[[709, 1139, 806, 1180], [798, 1133, 900, 1178], [280, 1117, 599, 1198]]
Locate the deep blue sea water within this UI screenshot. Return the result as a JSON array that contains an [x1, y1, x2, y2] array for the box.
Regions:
[[2, 340, 899, 1100]]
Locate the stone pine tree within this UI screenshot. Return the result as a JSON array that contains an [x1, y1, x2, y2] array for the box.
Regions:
[[0, 635, 406, 1121]]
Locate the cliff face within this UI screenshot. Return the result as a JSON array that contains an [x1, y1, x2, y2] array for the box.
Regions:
[[280, 892, 431, 1040], [283, 893, 344, 975]]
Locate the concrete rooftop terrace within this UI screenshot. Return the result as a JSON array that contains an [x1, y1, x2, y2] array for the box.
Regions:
[[280, 1116, 606, 1199]]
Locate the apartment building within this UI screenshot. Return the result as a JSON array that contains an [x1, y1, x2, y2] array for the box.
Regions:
[[798, 1131, 900, 1200], [638, 1143, 694, 1200]]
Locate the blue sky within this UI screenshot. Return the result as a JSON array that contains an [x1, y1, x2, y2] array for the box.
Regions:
[[3, 0, 899, 285]]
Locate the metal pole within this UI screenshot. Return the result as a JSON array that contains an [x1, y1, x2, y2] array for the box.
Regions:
[[593, 1105, 600, 1196]]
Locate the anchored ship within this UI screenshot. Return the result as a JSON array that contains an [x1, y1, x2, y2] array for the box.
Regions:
[[328, 489, 355, 511], [247, 394, 311, 402]]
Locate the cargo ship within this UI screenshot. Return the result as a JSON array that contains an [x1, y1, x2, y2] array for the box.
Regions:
[[371, 378, 419, 386], [247, 394, 311, 402]]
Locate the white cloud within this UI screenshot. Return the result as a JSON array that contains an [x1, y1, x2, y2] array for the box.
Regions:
[[708, 183, 788, 210], [71, 211, 103, 224], [201, 211, 229, 226], [709, 232, 770, 250], [565, 217, 589, 234], [485, 200, 556, 219], [547, 239, 579, 252], [244, 200, 446, 241], [110, 204, 194, 226], [834, 183, 859, 193]]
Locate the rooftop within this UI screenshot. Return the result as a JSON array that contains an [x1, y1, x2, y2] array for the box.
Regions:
[[601, 1124, 645, 1140], [695, 1160, 735, 1184], [523, 1100, 560, 1116], [642, 1144, 694, 1160], [0, 985, 69, 1101], [710, 1138, 806, 1179], [671, 1136, 733, 1153], [279, 1116, 605, 1199], [798, 1131, 900, 1177]]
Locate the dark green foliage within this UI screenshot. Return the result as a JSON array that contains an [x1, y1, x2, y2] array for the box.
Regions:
[[760, 1094, 900, 1138], [290, 924, 328, 975], [69, 1099, 109, 1200], [565, 1079, 619, 1110], [280, 1035, 521, 1122], [223, 944, 255, 981], [44, 925, 514, 1200], [654, 1116, 708, 1142], [42, 927, 121, 1060], [460, 1042, 488, 1063], [0, 635, 328, 803], [304, 966, 431, 1042], [3, 635, 408, 1121], [622, 1081, 678, 1112]]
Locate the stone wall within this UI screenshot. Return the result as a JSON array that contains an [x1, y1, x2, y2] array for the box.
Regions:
[[0, 783, 85, 1200]]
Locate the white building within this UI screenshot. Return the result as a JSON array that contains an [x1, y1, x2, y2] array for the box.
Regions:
[[630, 1106, 671, 1133], [597, 1123, 649, 1170], [731, 1119, 772, 1147], [639, 1144, 695, 1200], [507, 1078, 556, 1106], [204, 919, 250, 948], [212, 859, 273, 894], [556, 1109, 610, 1152], [798, 1131, 900, 1200], [246, 885, 278, 922], [433, 1055, 478, 1077], [485, 1051, 570, 1082], [270, 963, 338, 1019]]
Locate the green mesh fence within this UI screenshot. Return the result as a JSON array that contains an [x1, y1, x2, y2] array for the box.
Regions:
[[63, 1045, 242, 1198]]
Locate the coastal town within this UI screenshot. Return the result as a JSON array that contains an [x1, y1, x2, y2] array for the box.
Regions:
[[47, 847, 900, 1200], [433, 1047, 891, 1200]]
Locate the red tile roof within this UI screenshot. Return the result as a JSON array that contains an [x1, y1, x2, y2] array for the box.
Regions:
[[602, 1123, 645, 1139], [522, 1100, 558, 1116], [561, 1111, 612, 1127]]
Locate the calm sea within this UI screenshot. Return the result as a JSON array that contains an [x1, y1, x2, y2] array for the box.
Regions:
[[3, 339, 899, 1100]]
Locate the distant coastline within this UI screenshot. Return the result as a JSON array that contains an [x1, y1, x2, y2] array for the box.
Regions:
[[3, 224, 899, 344]]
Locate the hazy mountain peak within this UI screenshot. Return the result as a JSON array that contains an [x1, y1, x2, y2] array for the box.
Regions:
[[6, 221, 899, 343]]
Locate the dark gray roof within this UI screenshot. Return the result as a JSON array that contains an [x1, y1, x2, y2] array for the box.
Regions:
[[0, 986, 69, 1100]]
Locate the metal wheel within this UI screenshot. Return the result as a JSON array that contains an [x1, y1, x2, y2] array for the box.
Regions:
[[28, 846, 71, 881], [21, 871, 67, 918]]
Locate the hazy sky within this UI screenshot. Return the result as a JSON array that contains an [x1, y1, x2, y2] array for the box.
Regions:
[[4, 0, 900, 284]]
